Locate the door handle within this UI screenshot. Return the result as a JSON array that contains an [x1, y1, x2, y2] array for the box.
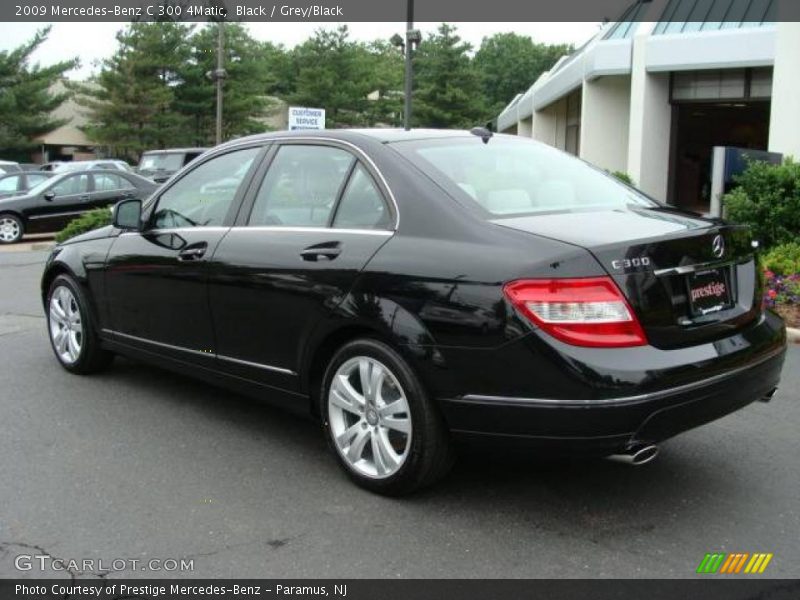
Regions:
[[178, 242, 208, 261], [300, 242, 341, 262], [79, 195, 90, 201]]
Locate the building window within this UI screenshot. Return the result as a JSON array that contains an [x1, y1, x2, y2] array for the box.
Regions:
[[671, 68, 772, 102], [565, 90, 581, 156]]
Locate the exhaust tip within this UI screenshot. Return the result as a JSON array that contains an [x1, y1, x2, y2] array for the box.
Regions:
[[758, 387, 778, 403], [607, 444, 659, 466]]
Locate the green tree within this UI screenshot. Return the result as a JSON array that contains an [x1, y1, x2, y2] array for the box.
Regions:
[[474, 32, 572, 116], [75, 22, 194, 160], [0, 27, 78, 159], [177, 23, 278, 145], [412, 24, 486, 129], [289, 26, 394, 128]]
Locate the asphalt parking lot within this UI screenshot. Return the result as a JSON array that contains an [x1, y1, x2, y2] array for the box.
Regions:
[[0, 248, 798, 579]]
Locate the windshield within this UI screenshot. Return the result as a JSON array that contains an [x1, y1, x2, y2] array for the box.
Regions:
[[139, 153, 184, 171], [394, 136, 655, 217]]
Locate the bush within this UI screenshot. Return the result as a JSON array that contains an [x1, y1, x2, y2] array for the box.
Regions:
[[609, 171, 635, 186], [762, 242, 800, 277], [724, 158, 800, 249], [55, 208, 112, 243]]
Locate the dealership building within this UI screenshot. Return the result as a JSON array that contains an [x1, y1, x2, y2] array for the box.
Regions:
[[496, 0, 800, 213]]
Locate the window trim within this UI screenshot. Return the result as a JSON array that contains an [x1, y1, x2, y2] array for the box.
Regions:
[[143, 142, 269, 231], [329, 161, 393, 231], [233, 138, 398, 231]]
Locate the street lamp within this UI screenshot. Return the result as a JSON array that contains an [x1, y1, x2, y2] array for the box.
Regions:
[[206, 22, 227, 146], [392, 0, 421, 131]]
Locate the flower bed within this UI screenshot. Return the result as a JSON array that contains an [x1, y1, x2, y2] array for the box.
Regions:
[[763, 270, 800, 329]]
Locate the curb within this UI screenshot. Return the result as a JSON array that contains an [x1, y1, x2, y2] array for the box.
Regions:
[[787, 328, 800, 344], [30, 241, 55, 251]]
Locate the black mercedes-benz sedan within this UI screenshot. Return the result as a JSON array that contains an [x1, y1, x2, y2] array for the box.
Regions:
[[40, 129, 787, 495], [0, 169, 158, 244]]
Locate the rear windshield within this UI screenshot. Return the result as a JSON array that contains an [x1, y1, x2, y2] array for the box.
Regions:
[[393, 137, 655, 217], [139, 153, 185, 171]]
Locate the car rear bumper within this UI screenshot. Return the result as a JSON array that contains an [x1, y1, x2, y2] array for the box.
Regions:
[[438, 317, 786, 455]]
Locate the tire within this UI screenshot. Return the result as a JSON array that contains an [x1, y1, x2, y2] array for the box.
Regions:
[[320, 338, 455, 495], [46, 274, 113, 374], [0, 213, 23, 244]]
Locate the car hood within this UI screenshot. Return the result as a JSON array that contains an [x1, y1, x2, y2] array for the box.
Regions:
[[59, 224, 116, 246]]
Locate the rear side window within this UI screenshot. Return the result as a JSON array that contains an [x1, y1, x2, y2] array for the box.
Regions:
[[248, 145, 354, 227], [95, 173, 134, 191], [332, 164, 391, 230], [0, 176, 19, 192], [394, 138, 655, 217], [151, 147, 259, 228]]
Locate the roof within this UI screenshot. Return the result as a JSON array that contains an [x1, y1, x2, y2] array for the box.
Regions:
[[220, 128, 478, 148], [141, 148, 209, 155]]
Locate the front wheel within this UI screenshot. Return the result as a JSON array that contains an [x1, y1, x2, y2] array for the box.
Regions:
[[46, 274, 113, 374], [320, 338, 454, 495]]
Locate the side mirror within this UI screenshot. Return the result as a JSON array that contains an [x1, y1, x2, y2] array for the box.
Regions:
[[113, 198, 143, 231], [43, 191, 55, 201]]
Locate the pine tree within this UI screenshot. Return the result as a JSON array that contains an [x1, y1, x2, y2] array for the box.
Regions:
[[0, 27, 78, 158], [74, 22, 194, 160], [412, 24, 487, 129], [176, 23, 278, 146]]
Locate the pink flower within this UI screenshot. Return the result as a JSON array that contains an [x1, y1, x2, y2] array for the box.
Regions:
[[764, 270, 775, 279], [768, 290, 778, 299]]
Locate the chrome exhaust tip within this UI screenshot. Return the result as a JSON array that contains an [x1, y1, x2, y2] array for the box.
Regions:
[[607, 444, 659, 466], [758, 387, 778, 403]]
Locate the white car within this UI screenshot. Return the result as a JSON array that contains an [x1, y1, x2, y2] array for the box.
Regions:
[[0, 160, 21, 174], [53, 160, 133, 173]]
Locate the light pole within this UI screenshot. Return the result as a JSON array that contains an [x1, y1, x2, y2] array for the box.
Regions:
[[393, 0, 421, 130], [207, 22, 227, 146]]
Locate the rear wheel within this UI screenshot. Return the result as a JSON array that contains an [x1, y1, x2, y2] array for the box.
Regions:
[[0, 214, 23, 244], [46, 274, 113, 374], [321, 338, 454, 495]]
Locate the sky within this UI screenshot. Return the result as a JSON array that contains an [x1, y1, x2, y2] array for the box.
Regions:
[[0, 22, 601, 80]]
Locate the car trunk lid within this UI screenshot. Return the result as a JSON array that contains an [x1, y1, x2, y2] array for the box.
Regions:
[[493, 206, 761, 349]]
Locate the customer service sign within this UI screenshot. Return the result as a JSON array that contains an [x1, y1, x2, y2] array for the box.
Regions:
[[288, 107, 326, 130]]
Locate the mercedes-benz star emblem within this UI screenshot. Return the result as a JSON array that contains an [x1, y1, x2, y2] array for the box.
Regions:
[[712, 234, 725, 259]]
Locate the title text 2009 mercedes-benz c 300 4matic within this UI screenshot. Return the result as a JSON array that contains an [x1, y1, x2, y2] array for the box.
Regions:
[[41, 130, 786, 495]]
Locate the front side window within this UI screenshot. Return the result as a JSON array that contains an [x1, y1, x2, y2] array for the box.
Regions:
[[51, 174, 90, 196], [151, 147, 259, 229], [332, 164, 391, 230], [394, 137, 655, 217], [248, 145, 354, 227]]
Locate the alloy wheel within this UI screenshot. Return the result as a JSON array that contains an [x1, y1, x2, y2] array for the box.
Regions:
[[328, 356, 412, 479], [49, 286, 83, 364], [0, 217, 20, 243]]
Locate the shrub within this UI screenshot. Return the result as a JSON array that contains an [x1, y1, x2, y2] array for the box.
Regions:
[[609, 171, 635, 186], [763, 271, 800, 308], [762, 242, 800, 277], [55, 208, 112, 243], [724, 158, 800, 249]]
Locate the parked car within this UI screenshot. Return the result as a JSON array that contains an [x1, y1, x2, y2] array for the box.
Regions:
[[0, 169, 157, 243], [136, 148, 208, 183], [40, 130, 786, 495], [0, 160, 21, 174], [54, 159, 134, 173], [0, 171, 53, 199], [38, 161, 67, 172]]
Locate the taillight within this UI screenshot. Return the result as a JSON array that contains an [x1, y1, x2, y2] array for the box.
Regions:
[[503, 277, 647, 348]]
